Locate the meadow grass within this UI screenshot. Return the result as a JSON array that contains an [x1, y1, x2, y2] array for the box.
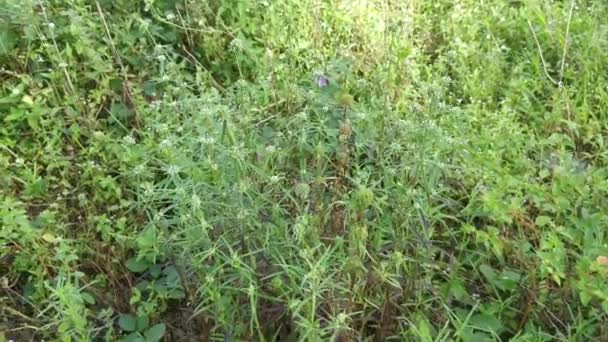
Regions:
[[1, 0, 608, 340]]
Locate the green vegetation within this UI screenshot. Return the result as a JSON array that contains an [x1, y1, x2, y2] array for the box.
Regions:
[[1, 0, 608, 340]]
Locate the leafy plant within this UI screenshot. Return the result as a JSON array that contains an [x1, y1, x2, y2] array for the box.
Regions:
[[1, 0, 608, 340]]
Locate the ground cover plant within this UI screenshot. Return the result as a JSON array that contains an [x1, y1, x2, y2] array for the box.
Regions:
[[1, 0, 608, 340]]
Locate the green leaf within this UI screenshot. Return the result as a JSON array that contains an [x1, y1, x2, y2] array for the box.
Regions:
[[26, 110, 41, 131], [122, 332, 145, 342], [135, 280, 150, 292], [460, 328, 493, 342], [81, 292, 96, 305], [41, 233, 59, 244], [21, 95, 33, 106], [535, 215, 552, 227], [135, 315, 149, 332], [580, 291, 592, 306], [144, 323, 166, 342], [129, 287, 142, 305], [111, 102, 133, 121], [496, 270, 521, 291], [136, 228, 157, 250], [149, 264, 162, 278], [118, 314, 137, 332], [469, 313, 504, 335], [448, 280, 469, 302], [125, 257, 151, 273], [479, 264, 496, 283], [24, 178, 48, 197], [4, 108, 25, 122], [412, 314, 433, 341], [168, 289, 186, 299], [162, 265, 179, 283], [0, 26, 18, 55]]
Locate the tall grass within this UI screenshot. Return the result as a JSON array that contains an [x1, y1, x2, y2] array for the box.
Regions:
[[1, 0, 607, 340]]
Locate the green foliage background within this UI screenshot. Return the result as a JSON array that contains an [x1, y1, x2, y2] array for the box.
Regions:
[[1, 0, 608, 340]]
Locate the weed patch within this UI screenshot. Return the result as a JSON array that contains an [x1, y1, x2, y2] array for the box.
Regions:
[[1, 0, 608, 340]]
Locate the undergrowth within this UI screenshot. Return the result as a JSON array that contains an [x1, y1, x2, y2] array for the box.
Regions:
[[1, 0, 608, 341]]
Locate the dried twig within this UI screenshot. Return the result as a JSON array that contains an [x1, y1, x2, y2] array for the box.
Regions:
[[38, 0, 76, 94], [559, 0, 576, 84], [527, 20, 559, 86], [528, 0, 576, 88]]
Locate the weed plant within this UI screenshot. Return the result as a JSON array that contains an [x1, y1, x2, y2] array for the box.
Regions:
[[1, 0, 608, 340]]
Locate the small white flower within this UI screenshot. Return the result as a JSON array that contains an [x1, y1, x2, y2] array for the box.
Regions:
[[237, 209, 248, 219], [179, 214, 191, 223], [133, 164, 145, 175], [122, 135, 136, 145], [296, 111, 308, 120], [198, 136, 215, 145], [265, 145, 276, 153], [157, 55, 166, 63], [48, 22, 55, 30], [14, 158, 24, 166], [140, 19, 151, 30], [141, 182, 154, 195], [270, 175, 280, 183], [238, 181, 249, 193], [236, 79, 248, 87], [336, 313, 348, 325], [151, 100, 162, 109], [165, 164, 180, 176], [166, 13, 175, 21], [229, 38, 244, 51], [159, 139, 172, 148], [191, 194, 201, 209]]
